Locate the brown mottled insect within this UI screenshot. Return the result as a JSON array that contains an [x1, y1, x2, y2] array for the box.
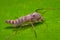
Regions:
[[6, 9, 44, 30], [6, 9, 44, 27], [5, 9, 44, 40], [5, 8, 59, 40]]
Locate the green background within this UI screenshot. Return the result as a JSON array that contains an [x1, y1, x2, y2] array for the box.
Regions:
[[0, 0, 60, 40]]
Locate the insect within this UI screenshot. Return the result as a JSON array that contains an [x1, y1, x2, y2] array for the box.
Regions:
[[6, 8, 59, 27], [5, 8, 59, 40], [5, 9, 44, 40], [5, 9, 44, 27]]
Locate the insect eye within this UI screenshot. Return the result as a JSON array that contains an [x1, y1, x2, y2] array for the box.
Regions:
[[31, 15, 36, 20], [32, 15, 35, 17]]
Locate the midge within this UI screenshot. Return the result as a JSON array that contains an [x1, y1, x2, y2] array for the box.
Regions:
[[5, 8, 60, 40], [5, 9, 44, 39], [6, 9, 44, 28], [5, 8, 60, 27], [5, 8, 59, 27]]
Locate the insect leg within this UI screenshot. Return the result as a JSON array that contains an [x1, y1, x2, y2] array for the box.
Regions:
[[30, 22, 37, 38], [4, 28, 19, 40], [4, 31, 17, 40]]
